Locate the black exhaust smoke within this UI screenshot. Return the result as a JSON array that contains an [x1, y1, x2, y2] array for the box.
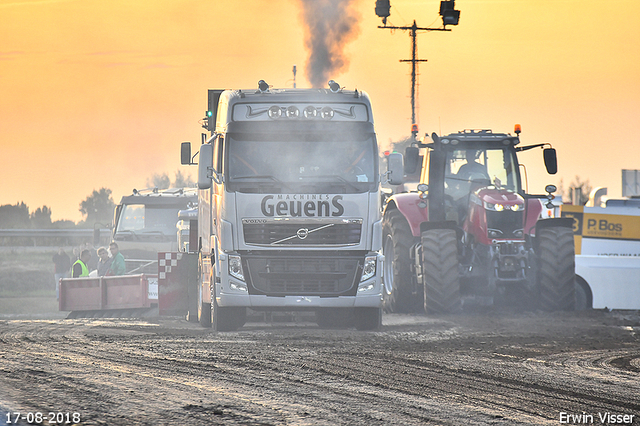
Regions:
[[299, 0, 361, 88]]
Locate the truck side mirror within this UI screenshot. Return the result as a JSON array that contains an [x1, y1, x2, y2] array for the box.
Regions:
[[198, 144, 214, 189], [404, 146, 420, 174], [543, 148, 557, 175], [181, 142, 192, 165], [387, 152, 404, 185]]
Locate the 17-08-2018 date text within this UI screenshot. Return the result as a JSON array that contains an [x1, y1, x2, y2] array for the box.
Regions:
[[5, 412, 81, 424]]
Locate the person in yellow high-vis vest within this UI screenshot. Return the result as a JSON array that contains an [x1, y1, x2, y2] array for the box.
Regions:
[[71, 249, 91, 278]]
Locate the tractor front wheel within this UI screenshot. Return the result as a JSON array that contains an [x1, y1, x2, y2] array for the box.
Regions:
[[421, 228, 462, 315]]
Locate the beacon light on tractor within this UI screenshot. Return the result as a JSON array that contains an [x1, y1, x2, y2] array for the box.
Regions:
[[382, 125, 576, 314]]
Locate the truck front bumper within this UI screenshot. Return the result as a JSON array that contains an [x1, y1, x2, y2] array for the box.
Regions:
[[216, 251, 383, 309]]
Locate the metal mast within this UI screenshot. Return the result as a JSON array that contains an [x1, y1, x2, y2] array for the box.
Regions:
[[379, 21, 449, 138], [376, 0, 460, 139]]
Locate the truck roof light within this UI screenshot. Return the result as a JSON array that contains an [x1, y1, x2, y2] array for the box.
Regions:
[[450, 139, 459, 145], [321, 106, 334, 120], [268, 106, 282, 119], [441, 138, 450, 145], [286, 106, 300, 118], [258, 80, 270, 93], [328, 80, 340, 93], [303, 106, 317, 118]]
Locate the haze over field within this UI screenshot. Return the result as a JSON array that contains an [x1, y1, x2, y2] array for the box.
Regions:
[[1, 0, 638, 222]]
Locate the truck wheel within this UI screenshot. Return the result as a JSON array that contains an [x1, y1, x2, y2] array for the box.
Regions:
[[315, 308, 353, 329], [216, 307, 246, 332], [354, 307, 382, 331], [575, 276, 592, 311], [422, 228, 462, 315], [198, 281, 212, 328], [187, 256, 202, 323], [208, 273, 246, 331], [382, 209, 418, 313], [537, 227, 576, 311]]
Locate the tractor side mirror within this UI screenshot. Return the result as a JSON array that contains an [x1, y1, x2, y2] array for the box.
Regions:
[[387, 152, 404, 185], [181, 142, 192, 165], [404, 146, 420, 174], [543, 148, 557, 175]]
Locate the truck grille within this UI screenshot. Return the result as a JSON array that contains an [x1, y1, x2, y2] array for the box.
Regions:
[[486, 210, 524, 238], [243, 220, 362, 246], [243, 252, 362, 296]]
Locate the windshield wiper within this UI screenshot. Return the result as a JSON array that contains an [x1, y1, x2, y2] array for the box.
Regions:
[[299, 175, 360, 191], [232, 175, 292, 191], [233, 175, 283, 182], [114, 229, 138, 240]]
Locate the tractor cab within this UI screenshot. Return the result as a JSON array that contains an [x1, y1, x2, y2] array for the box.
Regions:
[[411, 128, 557, 229]]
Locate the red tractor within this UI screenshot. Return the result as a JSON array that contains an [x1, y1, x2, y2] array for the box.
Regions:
[[382, 127, 576, 314]]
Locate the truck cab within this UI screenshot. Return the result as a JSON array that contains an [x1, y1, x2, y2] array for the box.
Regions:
[[181, 81, 398, 330], [112, 187, 197, 273]]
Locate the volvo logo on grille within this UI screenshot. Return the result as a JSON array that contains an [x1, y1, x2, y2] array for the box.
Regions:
[[296, 228, 309, 239]]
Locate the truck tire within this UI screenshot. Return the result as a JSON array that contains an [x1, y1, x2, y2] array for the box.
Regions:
[[186, 256, 201, 323], [315, 308, 354, 329], [537, 227, 576, 311], [422, 228, 462, 315], [382, 209, 418, 313], [209, 273, 246, 332], [354, 307, 382, 331], [216, 307, 247, 332], [198, 281, 212, 328]]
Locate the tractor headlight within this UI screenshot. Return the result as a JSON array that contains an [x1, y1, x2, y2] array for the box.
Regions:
[[485, 203, 505, 211], [484, 202, 524, 212], [228, 255, 245, 281]]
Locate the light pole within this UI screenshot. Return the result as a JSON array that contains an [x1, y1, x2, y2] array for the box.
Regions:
[[376, 1, 460, 140]]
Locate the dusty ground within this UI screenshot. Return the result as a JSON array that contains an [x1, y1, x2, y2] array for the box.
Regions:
[[1, 308, 639, 425]]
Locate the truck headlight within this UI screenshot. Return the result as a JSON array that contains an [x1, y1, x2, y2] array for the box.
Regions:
[[228, 255, 245, 281], [360, 255, 377, 282]]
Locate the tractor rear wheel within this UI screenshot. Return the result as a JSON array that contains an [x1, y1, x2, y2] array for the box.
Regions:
[[382, 209, 418, 313], [537, 226, 576, 311], [421, 228, 462, 315]]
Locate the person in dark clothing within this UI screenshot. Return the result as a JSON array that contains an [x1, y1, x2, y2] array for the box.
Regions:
[[52, 247, 71, 299]]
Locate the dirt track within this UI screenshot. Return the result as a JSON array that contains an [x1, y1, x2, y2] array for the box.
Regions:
[[1, 309, 639, 425]]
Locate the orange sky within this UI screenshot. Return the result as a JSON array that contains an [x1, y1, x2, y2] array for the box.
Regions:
[[1, 0, 639, 222]]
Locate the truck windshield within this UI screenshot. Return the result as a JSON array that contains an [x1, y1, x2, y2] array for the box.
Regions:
[[226, 135, 377, 192], [115, 205, 180, 236]]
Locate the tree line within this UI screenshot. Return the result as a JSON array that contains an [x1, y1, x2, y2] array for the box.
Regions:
[[1, 170, 195, 230]]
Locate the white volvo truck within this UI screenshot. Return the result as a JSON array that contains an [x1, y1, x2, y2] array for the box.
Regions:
[[180, 81, 403, 330]]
